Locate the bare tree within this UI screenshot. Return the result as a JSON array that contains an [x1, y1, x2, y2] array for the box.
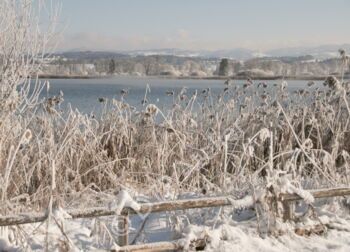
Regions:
[[0, 0, 61, 114], [0, 0, 60, 242]]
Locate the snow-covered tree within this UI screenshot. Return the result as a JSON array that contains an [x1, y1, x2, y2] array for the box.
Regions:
[[0, 0, 60, 114]]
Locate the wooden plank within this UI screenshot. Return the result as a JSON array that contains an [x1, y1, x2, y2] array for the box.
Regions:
[[112, 237, 207, 252], [0, 213, 48, 226], [280, 187, 350, 202], [112, 240, 181, 252], [68, 196, 232, 218]]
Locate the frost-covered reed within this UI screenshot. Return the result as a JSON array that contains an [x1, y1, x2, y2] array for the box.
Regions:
[[1, 63, 350, 212]]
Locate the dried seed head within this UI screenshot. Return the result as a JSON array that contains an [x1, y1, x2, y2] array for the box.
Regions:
[[98, 97, 106, 103], [324, 76, 341, 90], [297, 89, 306, 95], [145, 104, 158, 116], [113, 99, 129, 109], [302, 138, 313, 151], [21, 129, 32, 145], [120, 89, 129, 95], [141, 99, 148, 105], [307, 81, 315, 87], [339, 49, 346, 58], [166, 90, 174, 96], [260, 94, 268, 101], [258, 128, 270, 143], [166, 128, 175, 133], [188, 118, 198, 128], [180, 94, 187, 101], [161, 176, 172, 184], [257, 82, 268, 88]]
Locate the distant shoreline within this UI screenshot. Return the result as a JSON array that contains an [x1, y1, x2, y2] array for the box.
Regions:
[[38, 74, 342, 81], [38, 75, 105, 79]]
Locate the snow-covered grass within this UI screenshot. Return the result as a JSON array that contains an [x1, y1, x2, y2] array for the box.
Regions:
[[1, 68, 350, 249], [2, 72, 350, 206], [2, 195, 350, 251]]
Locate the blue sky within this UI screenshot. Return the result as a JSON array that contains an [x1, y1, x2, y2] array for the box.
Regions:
[[58, 0, 350, 52]]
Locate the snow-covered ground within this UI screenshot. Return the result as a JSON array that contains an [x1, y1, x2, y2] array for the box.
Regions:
[[1, 194, 350, 251]]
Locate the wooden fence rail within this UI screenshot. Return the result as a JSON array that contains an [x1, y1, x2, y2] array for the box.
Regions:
[[280, 187, 350, 201], [1, 187, 350, 251], [1, 187, 350, 227]]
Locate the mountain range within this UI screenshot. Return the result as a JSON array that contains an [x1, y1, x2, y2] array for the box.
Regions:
[[59, 44, 350, 61]]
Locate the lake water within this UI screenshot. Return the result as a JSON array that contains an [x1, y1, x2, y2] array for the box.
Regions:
[[42, 77, 324, 114]]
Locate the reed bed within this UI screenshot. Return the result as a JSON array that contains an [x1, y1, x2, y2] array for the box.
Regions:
[[1, 61, 350, 213], [0, 51, 349, 250]]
